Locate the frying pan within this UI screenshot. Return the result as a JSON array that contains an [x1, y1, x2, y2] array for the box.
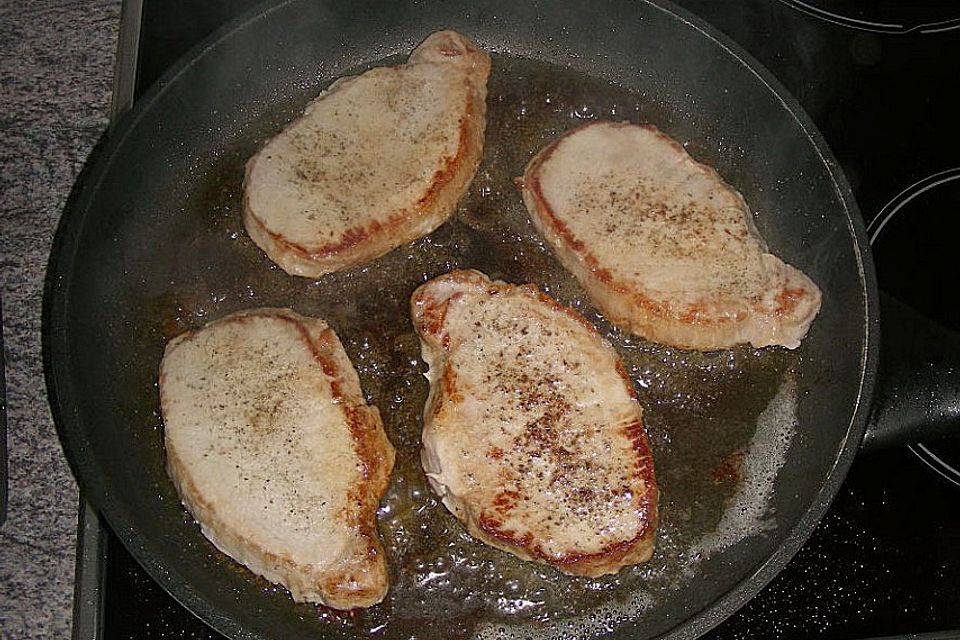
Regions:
[[43, 0, 959, 638]]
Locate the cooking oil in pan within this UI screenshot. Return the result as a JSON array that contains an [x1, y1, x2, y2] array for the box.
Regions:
[[146, 54, 802, 639]]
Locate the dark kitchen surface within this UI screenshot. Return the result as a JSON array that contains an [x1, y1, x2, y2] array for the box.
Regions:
[[96, 0, 960, 638]]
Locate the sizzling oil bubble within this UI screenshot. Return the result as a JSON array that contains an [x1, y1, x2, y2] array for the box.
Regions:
[[476, 587, 656, 640], [572, 104, 596, 120], [150, 53, 803, 640]]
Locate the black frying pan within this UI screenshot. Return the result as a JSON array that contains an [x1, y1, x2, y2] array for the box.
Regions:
[[43, 0, 959, 638]]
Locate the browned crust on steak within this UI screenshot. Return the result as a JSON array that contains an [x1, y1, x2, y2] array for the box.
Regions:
[[161, 308, 395, 609], [518, 120, 822, 350], [242, 31, 490, 277], [411, 270, 659, 577], [472, 417, 658, 575]]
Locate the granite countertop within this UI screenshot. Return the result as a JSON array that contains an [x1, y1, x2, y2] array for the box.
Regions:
[[0, 1, 120, 638]]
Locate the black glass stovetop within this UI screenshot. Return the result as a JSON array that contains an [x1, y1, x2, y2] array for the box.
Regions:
[[89, 1, 960, 638]]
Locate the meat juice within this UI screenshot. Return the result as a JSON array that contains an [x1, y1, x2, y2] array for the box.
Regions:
[[145, 54, 801, 639]]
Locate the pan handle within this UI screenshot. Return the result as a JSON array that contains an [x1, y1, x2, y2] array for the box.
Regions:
[[861, 291, 960, 452]]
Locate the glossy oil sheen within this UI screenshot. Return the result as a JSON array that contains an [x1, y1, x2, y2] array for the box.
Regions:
[[132, 54, 801, 639]]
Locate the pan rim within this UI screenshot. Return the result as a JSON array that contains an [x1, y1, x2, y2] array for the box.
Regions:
[[637, 0, 879, 637], [42, 0, 879, 638], [43, 2, 315, 637]]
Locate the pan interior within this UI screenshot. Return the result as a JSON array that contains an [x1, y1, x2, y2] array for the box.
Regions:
[[49, 1, 869, 639]]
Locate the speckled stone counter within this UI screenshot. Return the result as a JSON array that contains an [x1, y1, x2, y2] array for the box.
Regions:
[[0, 1, 120, 638]]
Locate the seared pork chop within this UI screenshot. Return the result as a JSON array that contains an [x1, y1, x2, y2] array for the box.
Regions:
[[243, 30, 490, 277], [160, 308, 395, 609], [518, 121, 822, 350], [411, 270, 659, 577]]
